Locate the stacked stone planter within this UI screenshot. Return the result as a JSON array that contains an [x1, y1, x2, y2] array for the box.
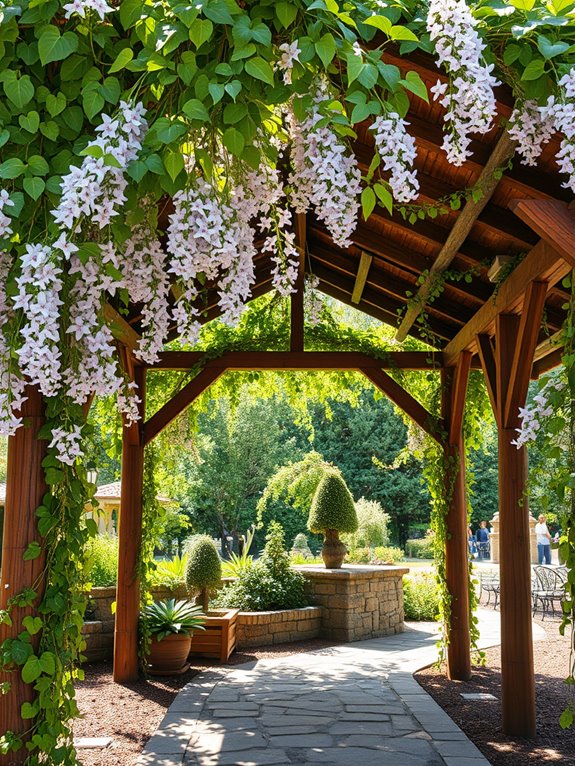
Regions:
[[236, 606, 322, 648], [298, 564, 408, 642]]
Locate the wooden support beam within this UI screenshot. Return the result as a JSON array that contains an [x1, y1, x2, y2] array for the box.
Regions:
[[532, 347, 563, 379], [0, 388, 47, 764], [510, 199, 575, 270], [148, 350, 444, 371], [448, 351, 473, 446], [443, 240, 570, 366], [361, 367, 442, 441], [395, 132, 516, 342], [103, 303, 142, 353], [143, 367, 224, 445], [441, 364, 471, 682], [351, 251, 373, 304], [503, 281, 547, 428], [494, 313, 537, 738], [114, 365, 146, 683], [476, 334, 498, 415], [290, 213, 306, 352]]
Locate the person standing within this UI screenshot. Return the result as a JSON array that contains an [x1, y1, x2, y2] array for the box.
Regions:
[[535, 514, 552, 565], [477, 520, 490, 560]]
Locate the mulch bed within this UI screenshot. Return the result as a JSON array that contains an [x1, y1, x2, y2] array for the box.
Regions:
[[74, 639, 338, 766], [416, 613, 575, 766], [75, 616, 575, 766]]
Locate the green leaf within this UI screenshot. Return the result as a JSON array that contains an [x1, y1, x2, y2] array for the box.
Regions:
[[10, 639, 33, 665], [182, 98, 209, 122], [189, 18, 213, 48], [316, 33, 336, 68], [346, 53, 363, 85], [23, 177, 45, 200], [503, 44, 521, 66], [537, 34, 570, 60], [100, 77, 121, 104], [208, 82, 225, 104], [19, 111, 39, 134], [0, 158, 25, 180], [39, 652, 55, 676], [223, 102, 247, 124], [38, 27, 78, 66], [276, 1, 297, 28], [389, 25, 418, 42], [203, 0, 235, 25], [4, 75, 34, 109], [521, 58, 546, 81], [374, 182, 393, 214], [46, 92, 66, 117], [402, 71, 429, 103], [231, 43, 256, 61], [378, 63, 401, 91], [27, 155, 49, 176], [560, 707, 574, 729], [109, 48, 134, 73], [21, 656, 42, 684], [22, 616, 42, 636], [82, 87, 105, 120], [23, 541, 41, 561], [164, 151, 185, 181], [361, 186, 376, 221], [223, 127, 245, 157], [20, 702, 38, 720], [364, 15, 391, 34], [244, 57, 275, 86], [0, 130, 8, 149], [225, 80, 242, 100]]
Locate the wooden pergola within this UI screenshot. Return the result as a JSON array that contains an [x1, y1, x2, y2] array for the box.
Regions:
[[1, 47, 574, 758]]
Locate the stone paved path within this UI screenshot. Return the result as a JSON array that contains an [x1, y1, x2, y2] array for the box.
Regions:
[[136, 610, 544, 766]]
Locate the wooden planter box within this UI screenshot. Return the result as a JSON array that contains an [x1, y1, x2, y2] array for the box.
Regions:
[[188, 609, 239, 663]]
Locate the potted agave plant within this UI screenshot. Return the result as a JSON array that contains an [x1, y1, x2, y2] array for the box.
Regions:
[[143, 598, 205, 676]]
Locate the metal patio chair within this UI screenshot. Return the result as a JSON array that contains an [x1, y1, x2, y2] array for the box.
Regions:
[[532, 565, 567, 620], [480, 571, 500, 608]]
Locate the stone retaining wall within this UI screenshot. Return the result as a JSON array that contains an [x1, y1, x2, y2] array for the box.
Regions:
[[298, 564, 408, 643], [236, 606, 322, 648]]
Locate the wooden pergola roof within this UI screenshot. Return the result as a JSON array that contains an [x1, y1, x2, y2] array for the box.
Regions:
[[111, 48, 573, 378]]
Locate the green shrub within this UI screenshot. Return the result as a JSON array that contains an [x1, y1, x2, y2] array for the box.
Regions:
[[291, 532, 313, 559], [347, 547, 372, 564], [403, 573, 440, 621], [373, 546, 404, 564], [343, 498, 390, 549], [405, 536, 434, 559], [221, 526, 256, 577], [185, 535, 222, 611], [150, 555, 187, 590], [215, 522, 307, 612], [86, 536, 118, 587], [308, 472, 358, 534]]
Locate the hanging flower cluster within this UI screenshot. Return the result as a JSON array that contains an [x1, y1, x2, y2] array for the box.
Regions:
[[48, 424, 84, 465], [123, 222, 171, 364], [288, 81, 362, 248], [371, 114, 419, 202], [427, 0, 498, 165], [0, 190, 14, 240], [304, 274, 324, 326], [63, 0, 113, 21], [508, 100, 555, 167], [512, 379, 564, 448], [0, 251, 26, 436], [276, 42, 301, 85], [542, 68, 575, 193]]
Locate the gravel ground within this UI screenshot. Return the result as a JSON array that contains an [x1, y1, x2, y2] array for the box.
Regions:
[[75, 617, 575, 766], [417, 613, 575, 766], [74, 639, 338, 766]]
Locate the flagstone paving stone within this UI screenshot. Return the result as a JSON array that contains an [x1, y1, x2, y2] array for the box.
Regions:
[[136, 609, 514, 766]]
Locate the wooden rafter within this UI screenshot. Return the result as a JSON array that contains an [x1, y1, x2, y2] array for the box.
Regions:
[[351, 251, 373, 304], [104, 303, 141, 353], [395, 131, 517, 342], [443, 240, 570, 366], [290, 212, 306, 352], [510, 198, 575, 270], [361, 367, 442, 441]]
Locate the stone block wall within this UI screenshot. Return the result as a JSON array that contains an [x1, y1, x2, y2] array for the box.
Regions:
[[236, 606, 322, 648], [298, 565, 408, 643]]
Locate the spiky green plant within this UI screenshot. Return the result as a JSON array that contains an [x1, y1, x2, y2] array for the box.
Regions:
[[142, 599, 205, 642]]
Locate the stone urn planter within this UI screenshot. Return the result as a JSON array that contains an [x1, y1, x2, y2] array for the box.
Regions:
[[321, 528, 347, 569], [308, 472, 358, 570]]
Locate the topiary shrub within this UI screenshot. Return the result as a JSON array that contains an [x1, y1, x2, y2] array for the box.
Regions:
[[403, 572, 440, 621], [185, 535, 222, 612], [214, 522, 307, 612], [308, 472, 358, 568], [291, 532, 313, 560]]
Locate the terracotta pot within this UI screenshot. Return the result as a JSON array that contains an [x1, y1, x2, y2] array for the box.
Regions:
[[147, 632, 192, 672], [321, 529, 347, 569]]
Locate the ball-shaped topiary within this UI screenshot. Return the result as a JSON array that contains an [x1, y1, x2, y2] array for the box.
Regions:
[[185, 535, 222, 612], [308, 472, 358, 569], [308, 472, 358, 535]]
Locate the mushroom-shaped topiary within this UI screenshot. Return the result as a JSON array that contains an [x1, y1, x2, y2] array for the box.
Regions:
[[308, 472, 358, 569], [185, 535, 222, 612]]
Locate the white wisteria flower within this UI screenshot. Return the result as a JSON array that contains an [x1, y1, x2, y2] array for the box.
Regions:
[[49, 425, 84, 466], [304, 274, 324, 326], [63, 0, 114, 21], [0, 250, 26, 436], [277, 42, 301, 85], [0, 189, 14, 241], [371, 113, 419, 203], [288, 80, 361, 248], [427, 0, 498, 165], [542, 68, 575, 193], [512, 379, 565, 448], [508, 100, 555, 167]]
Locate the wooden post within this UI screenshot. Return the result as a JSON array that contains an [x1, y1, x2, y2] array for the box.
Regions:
[[113, 365, 146, 683], [290, 213, 306, 352], [441, 355, 472, 681], [0, 387, 47, 764]]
